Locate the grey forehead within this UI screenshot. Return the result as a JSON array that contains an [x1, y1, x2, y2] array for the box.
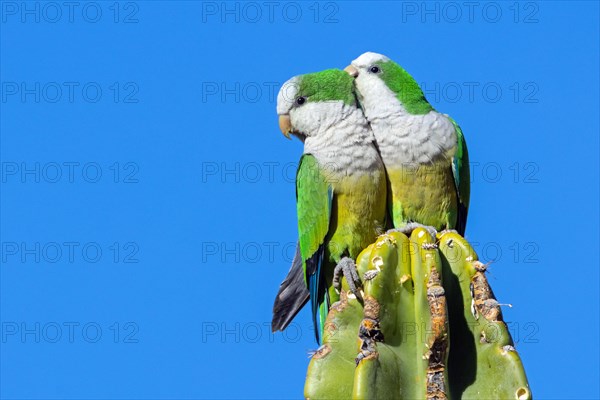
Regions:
[[276, 76, 300, 115], [352, 52, 390, 67]]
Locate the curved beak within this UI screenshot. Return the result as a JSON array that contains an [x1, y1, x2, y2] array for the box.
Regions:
[[278, 114, 292, 139], [344, 65, 359, 78]]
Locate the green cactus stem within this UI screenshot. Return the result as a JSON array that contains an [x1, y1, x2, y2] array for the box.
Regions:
[[304, 230, 531, 400], [304, 245, 372, 400], [438, 231, 531, 400]]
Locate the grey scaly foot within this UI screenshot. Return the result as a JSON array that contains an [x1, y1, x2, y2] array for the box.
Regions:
[[387, 222, 438, 238], [332, 257, 361, 297]]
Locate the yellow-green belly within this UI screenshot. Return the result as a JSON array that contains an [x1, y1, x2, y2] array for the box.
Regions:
[[323, 170, 387, 303], [388, 162, 457, 231]]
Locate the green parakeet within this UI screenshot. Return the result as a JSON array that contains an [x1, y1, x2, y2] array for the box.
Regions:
[[271, 69, 387, 343], [346, 52, 470, 235]]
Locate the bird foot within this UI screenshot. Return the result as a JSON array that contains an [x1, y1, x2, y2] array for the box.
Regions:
[[387, 222, 438, 238], [333, 257, 362, 298]]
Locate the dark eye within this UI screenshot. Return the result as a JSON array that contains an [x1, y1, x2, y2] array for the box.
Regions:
[[295, 96, 306, 105], [369, 65, 380, 73]]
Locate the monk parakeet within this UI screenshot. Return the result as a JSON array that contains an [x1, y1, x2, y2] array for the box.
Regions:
[[345, 52, 470, 236], [271, 69, 387, 343]]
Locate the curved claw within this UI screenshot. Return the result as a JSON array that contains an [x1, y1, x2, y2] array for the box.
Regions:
[[333, 257, 362, 297]]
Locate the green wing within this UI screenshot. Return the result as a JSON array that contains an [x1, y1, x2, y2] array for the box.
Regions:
[[450, 118, 470, 236], [296, 154, 333, 343]]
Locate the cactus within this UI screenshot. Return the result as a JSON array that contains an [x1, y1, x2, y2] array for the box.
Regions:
[[304, 229, 531, 400]]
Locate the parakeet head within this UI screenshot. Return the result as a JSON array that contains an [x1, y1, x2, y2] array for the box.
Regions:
[[345, 52, 433, 115], [277, 69, 357, 141]]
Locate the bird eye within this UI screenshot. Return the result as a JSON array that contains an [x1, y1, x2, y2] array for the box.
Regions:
[[369, 65, 381, 73], [295, 96, 306, 105]]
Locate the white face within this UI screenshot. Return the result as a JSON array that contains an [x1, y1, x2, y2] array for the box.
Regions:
[[276, 76, 300, 116], [276, 76, 347, 139], [350, 52, 396, 118]]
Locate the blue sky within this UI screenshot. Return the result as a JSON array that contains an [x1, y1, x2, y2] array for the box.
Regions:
[[1, 1, 598, 399]]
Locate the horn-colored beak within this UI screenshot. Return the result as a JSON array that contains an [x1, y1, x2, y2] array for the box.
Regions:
[[278, 114, 292, 139], [344, 65, 359, 77]]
